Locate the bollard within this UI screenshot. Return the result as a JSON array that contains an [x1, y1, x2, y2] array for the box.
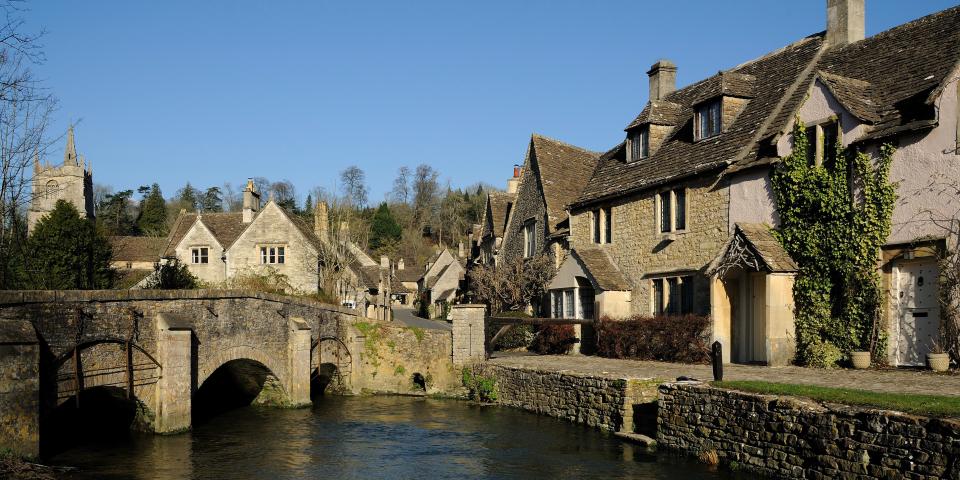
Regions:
[[711, 341, 723, 381]]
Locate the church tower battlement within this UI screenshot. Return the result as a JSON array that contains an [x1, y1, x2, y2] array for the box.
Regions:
[[27, 126, 94, 233]]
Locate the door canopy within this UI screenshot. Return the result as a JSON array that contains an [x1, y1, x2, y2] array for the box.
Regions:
[[707, 223, 798, 278]]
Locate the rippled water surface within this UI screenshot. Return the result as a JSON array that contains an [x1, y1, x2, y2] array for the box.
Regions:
[[52, 396, 740, 479]]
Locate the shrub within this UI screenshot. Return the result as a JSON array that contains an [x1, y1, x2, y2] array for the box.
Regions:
[[595, 314, 711, 364], [492, 324, 534, 350], [805, 339, 843, 369], [529, 325, 577, 355], [143, 258, 198, 289], [227, 267, 294, 294], [461, 368, 498, 402]]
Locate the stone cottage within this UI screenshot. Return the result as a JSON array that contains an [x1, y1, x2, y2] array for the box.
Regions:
[[418, 248, 465, 318], [498, 134, 600, 272], [28, 126, 94, 233], [553, 0, 960, 366], [161, 180, 392, 320]]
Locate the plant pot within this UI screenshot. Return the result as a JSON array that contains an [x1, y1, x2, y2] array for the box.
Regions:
[[850, 351, 871, 369], [927, 353, 951, 372]]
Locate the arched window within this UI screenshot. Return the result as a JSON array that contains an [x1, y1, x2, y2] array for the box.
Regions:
[[45, 180, 59, 199]]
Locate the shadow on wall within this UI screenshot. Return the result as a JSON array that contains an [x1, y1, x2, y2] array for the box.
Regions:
[[311, 363, 338, 400], [192, 359, 284, 425], [44, 386, 144, 456]]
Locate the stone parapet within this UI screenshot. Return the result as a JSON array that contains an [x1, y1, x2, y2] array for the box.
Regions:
[[658, 382, 960, 479], [0, 319, 39, 458], [450, 305, 486, 365]]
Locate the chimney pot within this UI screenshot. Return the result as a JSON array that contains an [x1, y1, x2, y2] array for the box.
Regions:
[[380, 255, 389, 269], [826, 0, 864, 47], [647, 59, 677, 101]]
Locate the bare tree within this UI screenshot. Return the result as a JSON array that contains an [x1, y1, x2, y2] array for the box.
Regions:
[[0, 2, 56, 288], [391, 166, 411, 205], [222, 181, 242, 212], [412, 163, 439, 228], [339, 165, 367, 208], [470, 254, 553, 314]]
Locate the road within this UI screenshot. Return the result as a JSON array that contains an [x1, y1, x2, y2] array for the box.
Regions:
[[392, 306, 452, 331]]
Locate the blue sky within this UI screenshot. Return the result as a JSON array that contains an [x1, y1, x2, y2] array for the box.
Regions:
[[27, 1, 958, 204]]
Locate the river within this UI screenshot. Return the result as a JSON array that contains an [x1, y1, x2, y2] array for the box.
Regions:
[[50, 395, 742, 479]]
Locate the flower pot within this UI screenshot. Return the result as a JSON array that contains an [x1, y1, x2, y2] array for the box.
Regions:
[[850, 351, 871, 369], [927, 353, 951, 372]]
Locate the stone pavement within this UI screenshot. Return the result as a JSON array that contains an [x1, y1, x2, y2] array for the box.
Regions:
[[488, 353, 960, 397]]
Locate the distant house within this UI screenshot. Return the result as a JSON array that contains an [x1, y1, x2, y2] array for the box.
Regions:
[[418, 249, 465, 318], [108, 236, 167, 288], [158, 180, 391, 320], [477, 190, 515, 267]]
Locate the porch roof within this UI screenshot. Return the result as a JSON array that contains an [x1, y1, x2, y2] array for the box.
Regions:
[[574, 247, 632, 291], [707, 223, 797, 276]]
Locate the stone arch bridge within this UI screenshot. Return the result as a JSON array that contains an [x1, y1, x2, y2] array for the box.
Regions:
[[0, 290, 369, 457]]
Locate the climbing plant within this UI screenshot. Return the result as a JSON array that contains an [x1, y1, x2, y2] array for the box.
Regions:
[[770, 121, 897, 366]]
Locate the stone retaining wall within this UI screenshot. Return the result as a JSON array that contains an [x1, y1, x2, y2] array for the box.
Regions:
[[658, 382, 960, 479], [475, 363, 659, 432]]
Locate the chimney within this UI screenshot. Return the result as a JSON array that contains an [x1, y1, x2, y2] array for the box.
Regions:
[[380, 255, 390, 269], [826, 0, 864, 47], [506, 165, 522, 194], [314, 201, 329, 241], [242, 178, 260, 224], [339, 221, 350, 240], [398, 258, 405, 271], [648, 60, 677, 101], [458, 241, 465, 258]]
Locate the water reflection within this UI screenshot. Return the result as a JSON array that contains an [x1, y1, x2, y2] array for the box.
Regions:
[[53, 396, 740, 480]]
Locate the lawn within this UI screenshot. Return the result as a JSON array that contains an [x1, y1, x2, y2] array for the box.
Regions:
[[713, 380, 960, 418]]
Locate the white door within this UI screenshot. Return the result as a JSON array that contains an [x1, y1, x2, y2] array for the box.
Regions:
[[896, 260, 940, 366]]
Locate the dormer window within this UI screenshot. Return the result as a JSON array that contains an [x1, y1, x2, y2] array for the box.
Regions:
[[628, 128, 649, 161], [695, 99, 722, 140]]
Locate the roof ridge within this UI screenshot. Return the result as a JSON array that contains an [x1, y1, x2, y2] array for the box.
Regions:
[[531, 133, 601, 156], [830, 4, 960, 54]]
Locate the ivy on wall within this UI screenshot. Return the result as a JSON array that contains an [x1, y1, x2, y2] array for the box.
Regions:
[[770, 121, 897, 367]]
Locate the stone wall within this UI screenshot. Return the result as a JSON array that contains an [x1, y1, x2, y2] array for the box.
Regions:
[[499, 155, 548, 265], [0, 320, 39, 458], [658, 382, 960, 479], [476, 363, 659, 433], [571, 174, 729, 316], [348, 318, 458, 395]]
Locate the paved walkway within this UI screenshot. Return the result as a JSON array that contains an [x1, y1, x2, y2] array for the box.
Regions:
[[392, 307, 451, 331], [488, 354, 960, 397]]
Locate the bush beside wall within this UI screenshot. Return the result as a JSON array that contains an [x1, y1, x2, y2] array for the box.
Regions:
[[595, 314, 711, 364]]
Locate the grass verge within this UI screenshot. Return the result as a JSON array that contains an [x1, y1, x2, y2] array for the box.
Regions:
[[713, 380, 960, 418]]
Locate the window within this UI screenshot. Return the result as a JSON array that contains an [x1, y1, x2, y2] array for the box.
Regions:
[[629, 128, 649, 161], [603, 207, 612, 244], [592, 210, 601, 243], [657, 189, 687, 233], [563, 290, 574, 318], [696, 99, 722, 140], [259, 245, 286, 264], [552, 291, 563, 318], [523, 221, 536, 258], [45, 180, 59, 200], [191, 247, 209, 264], [805, 119, 841, 168], [651, 275, 694, 315]]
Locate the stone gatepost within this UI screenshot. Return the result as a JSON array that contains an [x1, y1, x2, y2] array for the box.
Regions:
[[155, 313, 193, 433], [0, 319, 39, 458], [450, 305, 486, 365], [286, 317, 312, 406]]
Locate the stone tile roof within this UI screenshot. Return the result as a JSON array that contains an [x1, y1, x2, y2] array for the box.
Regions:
[[163, 212, 248, 257], [487, 191, 515, 238], [110, 236, 167, 262], [576, 34, 825, 207], [736, 223, 797, 272], [390, 274, 410, 294], [357, 265, 382, 290], [815, 70, 882, 123], [574, 247, 631, 291], [528, 134, 601, 230], [115, 269, 155, 289], [625, 100, 683, 130]]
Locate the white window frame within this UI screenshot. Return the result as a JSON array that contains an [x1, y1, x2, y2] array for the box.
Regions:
[[655, 188, 687, 234], [628, 127, 649, 161], [259, 245, 287, 264], [191, 247, 209, 264], [650, 274, 694, 315], [695, 99, 722, 140], [523, 221, 536, 258]]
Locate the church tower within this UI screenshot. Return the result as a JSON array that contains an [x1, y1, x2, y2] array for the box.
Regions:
[[27, 126, 94, 233]]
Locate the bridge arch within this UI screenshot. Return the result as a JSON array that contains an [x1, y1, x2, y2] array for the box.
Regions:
[[311, 336, 353, 396]]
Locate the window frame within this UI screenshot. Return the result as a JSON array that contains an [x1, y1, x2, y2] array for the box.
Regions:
[[191, 246, 209, 264], [592, 209, 601, 244], [651, 274, 695, 315], [603, 206, 612, 244], [259, 244, 288, 264], [628, 127, 649, 161], [656, 188, 688, 234], [805, 117, 842, 168], [695, 99, 722, 140], [522, 220, 536, 258]]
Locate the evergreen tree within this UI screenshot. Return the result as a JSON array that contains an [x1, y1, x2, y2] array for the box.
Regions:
[[200, 186, 224, 213], [99, 189, 137, 236], [137, 183, 168, 236], [176, 182, 200, 211], [21, 200, 114, 289], [369, 202, 402, 253]]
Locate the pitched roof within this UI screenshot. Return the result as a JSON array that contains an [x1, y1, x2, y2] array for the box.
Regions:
[[110, 236, 167, 262], [707, 223, 797, 275], [163, 212, 249, 257], [815, 70, 882, 123], [487, 191, 515, 238], [577, 33, 825, 207], [528, 134, 601, 230], [574, 247, 631, 291]]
